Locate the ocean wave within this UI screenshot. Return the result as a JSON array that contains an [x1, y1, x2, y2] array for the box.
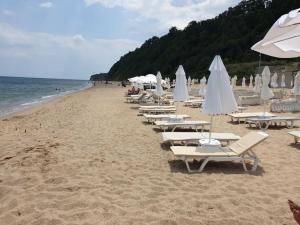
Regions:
[[42, 94, 57, 99], [21, 100, 41, 106]]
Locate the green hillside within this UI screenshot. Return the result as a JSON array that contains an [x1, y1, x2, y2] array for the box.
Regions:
[[93, 0, 300, 81]]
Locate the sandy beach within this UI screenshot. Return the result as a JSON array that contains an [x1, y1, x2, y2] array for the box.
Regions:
[[1, 84, 300, 225]]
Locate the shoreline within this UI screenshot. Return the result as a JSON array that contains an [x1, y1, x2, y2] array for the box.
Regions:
[[0, 85, 93, 120]]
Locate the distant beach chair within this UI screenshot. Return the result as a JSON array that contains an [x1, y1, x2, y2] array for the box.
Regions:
[[125, 92, 147, 103], [246, 116, 299, 130], [138, 106, 176, 114], [155, 120, 210, 132], [170, 131, 268, 173], [143, 114, 190, 124], [288, 131, 300, 144], [228, 112, 275, 124], [162, 132, 240, 146]]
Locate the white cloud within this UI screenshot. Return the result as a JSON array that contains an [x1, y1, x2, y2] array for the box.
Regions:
[[0, 23, 141, 79], [2, 9, 15, 16], [39, 2, 53, 8], [84, 0, 241, 30]]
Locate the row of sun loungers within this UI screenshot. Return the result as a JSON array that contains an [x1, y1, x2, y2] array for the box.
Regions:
[[124, 92, 300, 173]]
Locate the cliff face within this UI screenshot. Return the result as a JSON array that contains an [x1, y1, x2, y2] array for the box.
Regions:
[[103, 0, 300, 81]]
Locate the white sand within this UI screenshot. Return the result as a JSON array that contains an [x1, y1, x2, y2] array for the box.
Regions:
[[0, 85, 300, 224]]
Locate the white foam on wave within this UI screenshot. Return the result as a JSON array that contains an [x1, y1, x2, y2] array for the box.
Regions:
[[21, 100, 41, 106], [41, 94, 57, 99]]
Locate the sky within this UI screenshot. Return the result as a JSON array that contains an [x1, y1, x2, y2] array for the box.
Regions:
[[0, 0, 241, 80]]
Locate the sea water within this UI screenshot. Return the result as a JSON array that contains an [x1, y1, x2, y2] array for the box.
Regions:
[[0, 76, 91, 117]]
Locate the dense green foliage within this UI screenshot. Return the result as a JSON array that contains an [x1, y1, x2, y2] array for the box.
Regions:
[[92, 0, 300, 81]]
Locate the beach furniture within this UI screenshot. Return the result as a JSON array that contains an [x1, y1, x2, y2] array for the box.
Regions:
[[125, 92, 147, 103], [246, 116, 299, 130], [171, 131, 268, 173], [288, 131, 300, 144], [228, 112, 274, 123], [162, 132, 240, 146], [143, 114, 190, 124], [184, 99, 204, 106], [139, 107, 176, 114], [155, 120, 210, 132], [139, 105, 176, 114]]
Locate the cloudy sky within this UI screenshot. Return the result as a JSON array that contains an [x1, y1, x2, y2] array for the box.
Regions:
[[0, 0, 241, 79]]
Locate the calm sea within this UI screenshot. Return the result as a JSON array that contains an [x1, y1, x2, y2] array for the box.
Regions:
[[0, 76, 91, 117]]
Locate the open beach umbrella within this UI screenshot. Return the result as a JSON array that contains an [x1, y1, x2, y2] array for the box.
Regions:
[[251, 8, 300, 58], [253, 74, 261, 93], [261, 66, 274, 115], [271, 72, 278, 88], [281, 74, 286, 88], [242, 77, 246, 87], [203, 55, 238, 142], [249, 75, 253, 88]]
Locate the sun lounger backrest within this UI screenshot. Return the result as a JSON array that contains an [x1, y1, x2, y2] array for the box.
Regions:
[[229, 132, 268, 155]]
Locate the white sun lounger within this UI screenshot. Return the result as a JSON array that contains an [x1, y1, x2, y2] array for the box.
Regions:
[[155, 120, 210, 132], [143, 114, 190, 123], [246, 116, 300, 130], [228, 112, 275, 123], [139, 107, 176, 114], [162, 132, 240, 146], [184, 99, 204, 106], [288, 131, 300, 144], [171, 131, 268, 173]]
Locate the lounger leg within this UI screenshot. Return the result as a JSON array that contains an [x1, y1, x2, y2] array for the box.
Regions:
[[241, 159, 248, 172], [198, 158, 210, 172], [184, 160, 193, 173]]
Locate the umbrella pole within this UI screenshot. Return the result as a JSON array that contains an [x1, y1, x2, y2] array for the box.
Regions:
[[263, 100, 266, 116], [209, 115, 213, 142], [176, 102, 178, 118]]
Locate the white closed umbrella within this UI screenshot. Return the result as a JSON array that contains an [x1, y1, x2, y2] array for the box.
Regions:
[[174, 65, 188, 101], [203, 55, 238, 143], [156, 71, 164, 105], [249, 75, 253, 88], [253, 74, 261, 93], [242, 77, 246, 87], [271, 72, 278, 88], [293, 72, 300, 96], [251, 8, 300, 58], [281, 74, 286, 87], [261, 66, 274, 115], [291, 79, 294, 88], [187, 76, 192, 91], [198, 77, 207, 97]]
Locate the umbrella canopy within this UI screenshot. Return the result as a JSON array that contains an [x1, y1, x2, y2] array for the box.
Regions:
[[231, 76, 237, 89], [198, 77, 207, 97], [202, 55, 237, 115], [271, 72, 278, 88], [173, 65, 188, 101], [249, 75, 253, 88], [293, 72, 300, 95], [281, 74, 286, 87], [242, 77, 246, 87], [261, 66, 274, 100], [156, 71, 164, 96], [253, 74, 261, 93], [251, 8, 300, 58]]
